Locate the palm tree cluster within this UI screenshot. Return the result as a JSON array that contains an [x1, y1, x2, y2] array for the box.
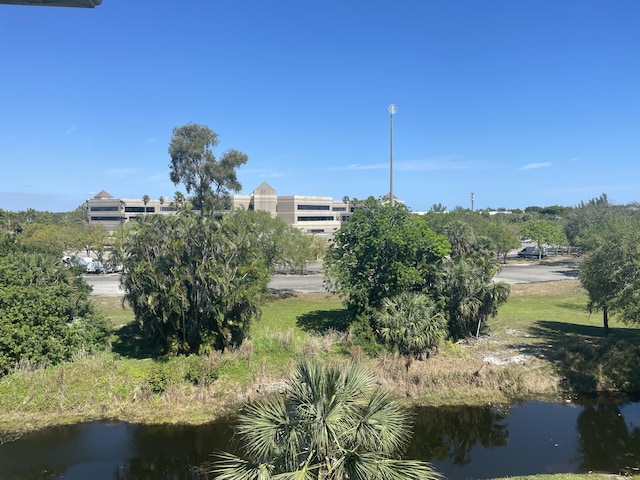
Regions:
[[119, 212, 268, 355], [436, 258, 511, 340], [212, 359, 441, 480]]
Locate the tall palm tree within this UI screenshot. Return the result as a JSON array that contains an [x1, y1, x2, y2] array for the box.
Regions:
[[212, 359, 441, 480], [142, 194, 150, 217]]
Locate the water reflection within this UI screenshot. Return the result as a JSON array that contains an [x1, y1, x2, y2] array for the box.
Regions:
[[2, 399, 640, 479], [576, 398, 640, 474], [0, 420, 235, 480], [407, 405, 509, 465]]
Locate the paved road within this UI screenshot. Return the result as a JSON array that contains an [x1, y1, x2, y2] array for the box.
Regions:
[[494, 257, 580, 285], [84, 271, 327, 296], [85, 257, 581, 296]]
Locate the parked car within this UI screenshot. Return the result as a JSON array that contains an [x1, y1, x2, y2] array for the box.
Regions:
[[517, 246, 547, 258], [86, 260, 104, 274], [104, 262, 123, 273], [62, 256, 103, 273]]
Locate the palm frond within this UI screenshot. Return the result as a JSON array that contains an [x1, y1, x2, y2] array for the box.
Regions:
[[209, 451, 273, 480]]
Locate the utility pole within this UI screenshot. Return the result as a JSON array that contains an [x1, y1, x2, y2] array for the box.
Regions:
[[471, 192, 475, 211], [388, 104, 396, 206]]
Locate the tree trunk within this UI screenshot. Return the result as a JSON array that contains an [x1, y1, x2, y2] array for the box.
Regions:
[[603, 305, 609, 335]]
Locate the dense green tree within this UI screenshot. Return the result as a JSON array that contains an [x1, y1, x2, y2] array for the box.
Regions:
[[374, 292, 447, 358], [444, 220, 477, 258], [521, 220, 565, 258], [0, 234, 110, 375], [564, 194, 625, 247], [18, 223, 109, 259], [480, 221, 520, 264], [234, 209, 324, 274], [212, 359, 441, 480], [324, 198, 450, 315], [168, 123, 248, 214], [579, 217, 640, 333], [436, 258, 510, 340], [118, 211, 269, 355], [539, 205, 571, 217]]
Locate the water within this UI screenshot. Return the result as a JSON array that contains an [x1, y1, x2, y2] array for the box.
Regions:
[[2, 398, 640, 479]]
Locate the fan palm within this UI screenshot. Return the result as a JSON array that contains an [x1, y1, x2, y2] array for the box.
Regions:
[[436, 257, 510, 340], [211, 359, 441, 480], [374, 292, 447, 358]]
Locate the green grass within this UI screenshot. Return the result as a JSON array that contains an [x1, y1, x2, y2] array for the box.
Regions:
[[4, 281, 640, 435], [253, 293, 345, 340], [90, 296, 133, 329], [491, 281, 640, 393]]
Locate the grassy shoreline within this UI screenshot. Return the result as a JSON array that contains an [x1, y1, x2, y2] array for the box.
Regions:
[[1, 280, 637, 438]]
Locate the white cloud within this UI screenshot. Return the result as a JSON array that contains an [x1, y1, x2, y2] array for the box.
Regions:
[[340, 157, 472, 172], [345, 163, 386, 171], [521, 162, 552, 170], [397, 159, 471, 172]]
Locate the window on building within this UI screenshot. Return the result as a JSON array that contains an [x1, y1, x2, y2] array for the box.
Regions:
[[332, 206, 346, 211], [90, 206, 119, 212], [145, 207, 155, 213], [125, 206, 146, 213], [297, 204, 330, 210], [90, 216, 120, 221], [310, 229, 325, 233], [160, 206, 179, 212], [297, 216, 334, 222]]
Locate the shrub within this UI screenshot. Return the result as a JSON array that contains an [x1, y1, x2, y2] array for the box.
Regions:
[[0, 234, 111, 376], [374, 292, 447, 358], [183, 355, 219, 386]]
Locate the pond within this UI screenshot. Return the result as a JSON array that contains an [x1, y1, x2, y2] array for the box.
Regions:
[[2, 397, 640, 479]]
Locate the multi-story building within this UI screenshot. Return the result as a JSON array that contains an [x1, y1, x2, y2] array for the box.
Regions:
[[86, 190, 179, 231], [87, 182, 357, 239]]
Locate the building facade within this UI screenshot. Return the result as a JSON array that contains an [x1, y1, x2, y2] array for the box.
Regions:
[[87, 183, 356, 239]]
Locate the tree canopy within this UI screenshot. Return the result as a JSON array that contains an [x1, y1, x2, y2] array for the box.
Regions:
[[324, 198, 451, 315], [168, 123, 248, 214], [118, 211, 270, 355], [579, 215, 640, 333]]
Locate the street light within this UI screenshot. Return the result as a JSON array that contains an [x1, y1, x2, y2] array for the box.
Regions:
[[388, 104, 397, 206]]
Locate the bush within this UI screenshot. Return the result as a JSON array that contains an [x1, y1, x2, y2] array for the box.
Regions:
[[347, 314, 382, 356], [183, 355, 219, 386], [0, 234, 111, 376], [147, 363, 172, 394], [374, 292, 447, 358]]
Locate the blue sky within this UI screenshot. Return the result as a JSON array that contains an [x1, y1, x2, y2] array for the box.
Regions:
[[1, 1, 639, 212]]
